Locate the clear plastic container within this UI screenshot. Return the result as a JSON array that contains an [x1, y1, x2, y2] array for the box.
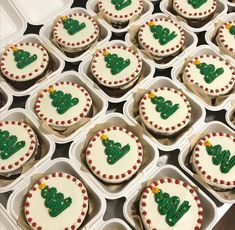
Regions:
[[93, 218, 131, 230], [227, 0, 235, 12], [225, 100, 235, 130], [0, 83, 13, 117]]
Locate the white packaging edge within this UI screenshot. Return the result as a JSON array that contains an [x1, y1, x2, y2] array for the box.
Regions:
[[124, 12, 198, 69], [225, 100, 235, 130], [0, 82, 13, 117], [0, 108, 56, 193], [25, 70, 108, 144], [92, 218, 132, 230], [69, 112, 159, 200], [0, 34, 65, 97], [160, 0, 228, 33], [39, 7, 112, 63], [171, 44, 235, 111]]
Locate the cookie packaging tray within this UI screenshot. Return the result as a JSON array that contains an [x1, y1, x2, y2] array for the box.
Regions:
[[0, 0, 235, 230]]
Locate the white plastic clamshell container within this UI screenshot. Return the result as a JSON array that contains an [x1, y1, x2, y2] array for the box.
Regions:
[[26, 70, 108, 144], [171, 45, 235, 111], [227, 0, 235, 12], [178, 121, 235, 203], [123, 164, 218, 230], [125, 13, 198, 69], [0, 0, 26, 51], [7, 158, 107, 230], [79, 39, 155, 103], [10, 0, 73, 25], [0, 203, 19, 230], [225, 99, 235, 130], [92, 218, 132, 230], [160, 0, 228, 33], [0, 108, 55, 193], [123, 76, 206, 151], [39, 7, 112, 63], [0, 34, 65, 97], [69, 112, 159, 200], [86, 0, 154, 36], [205, 12, 235, 66], [0, 83, 13, 117]]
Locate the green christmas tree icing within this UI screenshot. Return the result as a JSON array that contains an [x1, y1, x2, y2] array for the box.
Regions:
[[103, 50, 130, 75], [226, 23, 235, 37], [39, 182, 72, 217], [204, 140, 235, 174], [12, 47, 37, 69], [194, 59, 224, 84], [48, 86, 79, 115], [61, 16, 86, 35], [100, 134, 130, 165], [149, 93, 180, 120], [0, 129, 25, 160], [111, 0, 132, 10], [152, 187, 191, 227], [149, 22, 177, 45], [188, 0, 207, 9]]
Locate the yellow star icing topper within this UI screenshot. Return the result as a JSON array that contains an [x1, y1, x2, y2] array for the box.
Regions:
[[38, 182, 46, 190], [101, 134, 108, 140], [148, 21, 155, 27], [194, 59, 201, 65], [11, 46, 18, 52], [226, 23, 232, 30], [48, 86, 55, 93], [148, 92, 156, 99], [103, 50, 109, 57], [61, 16, 68, 21], [152, 187, 160, 194], [204, 140, 212, 147]]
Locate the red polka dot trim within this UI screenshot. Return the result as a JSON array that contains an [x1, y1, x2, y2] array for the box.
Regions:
[[0, 121, 37, 174], [192, 132, 235, 189], [0, 43, 49, 81], [91, 45, 142, 87], [85, 126, 144, 183], [24, 172, 89, 230], [35, 81, 92, 127], [140, 178, 203, 229]]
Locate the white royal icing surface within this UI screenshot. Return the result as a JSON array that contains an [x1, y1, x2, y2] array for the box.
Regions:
[[183, 55, 235, 97], [138, 18, 185, 57], [192, 133, 235, 189], [0, 122, 36, 174], [36, 82, 92, 128], [91, 46, 142, 87], [140, 179, 201, 230], [173, 0, 216, 20], [86, 127, 143, 183], [0, 43, 49, 82], [139, 88, 191, 135], [25, 173, 88, 230]]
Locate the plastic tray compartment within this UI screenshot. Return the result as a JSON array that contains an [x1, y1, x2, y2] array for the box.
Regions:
[[0, 34, 65, 97], [179, 121, 235, 203], [69, 112, 159, 200], [123, 165, 218, 230], [86, 0, 154, 35], [171, 45, 235, 111], [160, 0, 227, 33], [40, 7, 112, 63], [205, 12, 235, 66], [79, 39, 155, 103], [225, 100, 235, 130], [93, 218, 131, 230], [227, 0, 235, 12], [0, 108, 55, 193], [26, 70, 108, 144], [7, 158, 106, 230], [123, 76, 206, 151], [125, 12, 198, 69], [0, 83, 13, 117]]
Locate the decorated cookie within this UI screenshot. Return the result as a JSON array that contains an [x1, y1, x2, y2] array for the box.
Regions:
[[35, 82, 92, 131], [53, 13, 99, 55], [98, 0, 144, 29], [85, 126, 144, 183], [91, 45, 142, 97], [183, 55, 235, 98], [216, 21, 235, 58], [140, 178, 203, 230], [0, 43, 50, 90], [139, 87, 192, 136], [24, 172, 89, 230], [0, 121, 37, 175], [173, 0, 217, 27], [138, 18, 185, 60], [191, 132, 235, 190]]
